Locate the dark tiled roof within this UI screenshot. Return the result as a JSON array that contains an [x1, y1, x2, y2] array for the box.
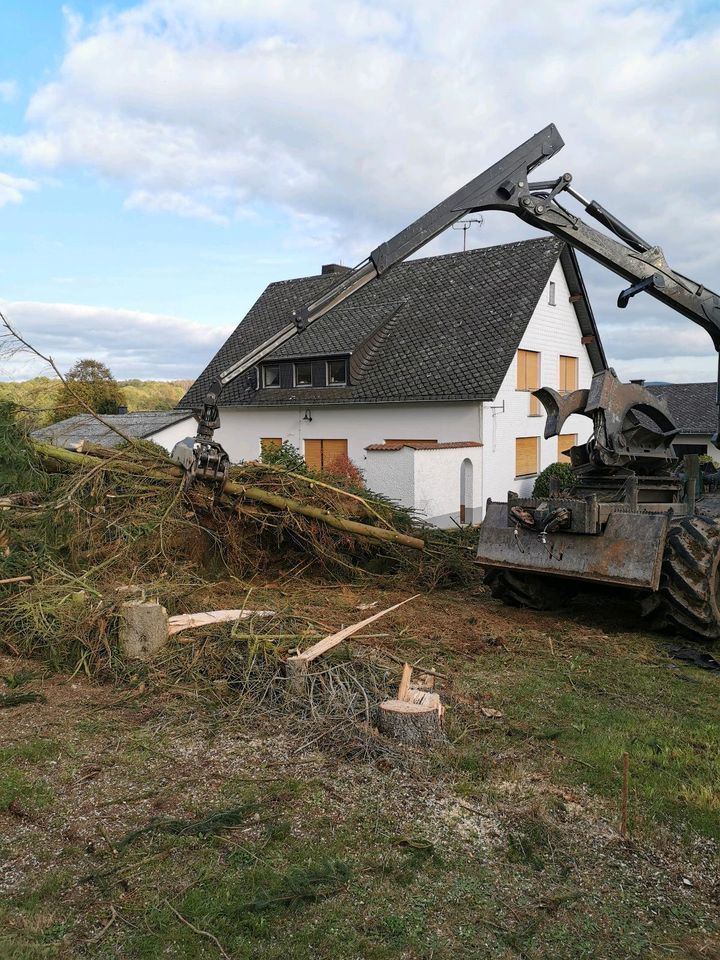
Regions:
[[31, 410, 193, 450], [180, 237, 604, 408], [366, 441, 483, 451], [646, 382, 717, 435]]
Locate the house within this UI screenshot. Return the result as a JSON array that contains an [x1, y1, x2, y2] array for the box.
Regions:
[[177, 237, 606, 526], [646, 382, 720, 461], [31, 410, 194, 451]]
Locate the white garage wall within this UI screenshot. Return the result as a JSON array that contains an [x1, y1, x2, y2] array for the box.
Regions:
[[364, 445, 483, 527], [413, 446, 483, 525], [481, 261, 596, 506]]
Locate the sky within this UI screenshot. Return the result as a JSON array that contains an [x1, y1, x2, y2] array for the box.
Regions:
[[0, 0, 719, 384]]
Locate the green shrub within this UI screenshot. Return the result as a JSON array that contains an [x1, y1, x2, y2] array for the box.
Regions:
[[532, 461, 575, 498], [261, 440, 307, 473]]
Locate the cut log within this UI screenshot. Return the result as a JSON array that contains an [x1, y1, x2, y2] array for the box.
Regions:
[[378, 698, 445, 746], [31, 441, 425, 551]]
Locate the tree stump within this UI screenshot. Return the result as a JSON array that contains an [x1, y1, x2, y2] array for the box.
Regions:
[[119, 600, 168, 659], [378, 696, 445, 746]]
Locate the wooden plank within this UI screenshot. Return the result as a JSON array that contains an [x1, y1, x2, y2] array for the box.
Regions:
[[290, 595, 420, 665], [167, 609, 274, 637], [397, 663, 413, 701]]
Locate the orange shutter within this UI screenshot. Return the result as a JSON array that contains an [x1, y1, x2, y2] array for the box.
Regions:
[[304, 439, 323, 472], [321, 439, 348, 469], [304, 439, 348, 471], [518, 350, 541, 415], [516, 437, 539, 477], [559, 356, 578, 394], [557, 434, 577, 463], [260, 437, 282, 454]]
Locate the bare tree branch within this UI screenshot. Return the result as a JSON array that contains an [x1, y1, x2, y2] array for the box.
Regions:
[[0, 307, 139, 447]]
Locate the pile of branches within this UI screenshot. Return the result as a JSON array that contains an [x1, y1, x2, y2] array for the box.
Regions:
[[0, 413, 476, 670]]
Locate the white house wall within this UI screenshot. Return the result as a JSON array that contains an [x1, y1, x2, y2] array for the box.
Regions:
[[677, 433, 720, 461], [204, 401, 483, 469], [481, 261, 596, 505], [146, 416, 196, 453]]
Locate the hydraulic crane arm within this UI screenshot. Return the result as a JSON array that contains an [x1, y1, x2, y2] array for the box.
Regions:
[[216, 123, 564, 389], [188, 122, 720, 483], [218, 121, 720, 387]]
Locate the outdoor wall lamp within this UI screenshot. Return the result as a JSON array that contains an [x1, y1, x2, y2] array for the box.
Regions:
[[303, 409, 313, 422]]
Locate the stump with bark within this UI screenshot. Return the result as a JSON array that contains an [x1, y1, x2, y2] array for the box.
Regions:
[[377, 694, 445, 746]]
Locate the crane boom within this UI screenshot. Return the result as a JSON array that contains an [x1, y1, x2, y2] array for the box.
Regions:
[[185, 123, 720, 485]]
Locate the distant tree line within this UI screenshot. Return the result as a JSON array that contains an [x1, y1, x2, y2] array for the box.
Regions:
[[0, 358, 191, 429]]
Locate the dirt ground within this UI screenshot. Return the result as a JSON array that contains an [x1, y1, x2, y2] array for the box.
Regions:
[[1, 580, 719, 959]]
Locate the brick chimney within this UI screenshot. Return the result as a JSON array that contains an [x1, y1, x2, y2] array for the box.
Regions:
[[321, 263, 350, 275]]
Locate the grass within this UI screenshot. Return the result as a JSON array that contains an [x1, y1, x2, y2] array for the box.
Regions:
[[1, 588, 719, 958], [0, 738, 58, 812], [455, 638, 720, 838]]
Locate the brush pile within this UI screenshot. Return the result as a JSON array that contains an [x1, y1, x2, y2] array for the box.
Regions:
[[0, 406, 476, 673]]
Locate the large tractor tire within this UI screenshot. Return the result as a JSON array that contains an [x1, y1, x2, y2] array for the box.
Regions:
[[484, 568, 567, 611], [646, 514, 720, 640]]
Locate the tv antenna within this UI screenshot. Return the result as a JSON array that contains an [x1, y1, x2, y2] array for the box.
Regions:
[[452, 216, 483, 251]]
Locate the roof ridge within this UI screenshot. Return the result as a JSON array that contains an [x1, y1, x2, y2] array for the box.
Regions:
[[265, 236, 563, 285]]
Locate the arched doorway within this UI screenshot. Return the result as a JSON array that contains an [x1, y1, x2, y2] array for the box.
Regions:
[[460, 458, 473, 524]]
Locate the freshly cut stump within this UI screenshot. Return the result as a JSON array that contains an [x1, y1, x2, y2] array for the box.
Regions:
[[378, 697, 445, 746], [119, 600, 168, 659]]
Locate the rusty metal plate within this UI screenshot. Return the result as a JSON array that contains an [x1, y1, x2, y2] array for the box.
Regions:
[[476, 502, 668, 590]]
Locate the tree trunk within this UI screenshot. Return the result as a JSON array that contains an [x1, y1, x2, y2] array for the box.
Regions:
[[378, 697, 445, 746]]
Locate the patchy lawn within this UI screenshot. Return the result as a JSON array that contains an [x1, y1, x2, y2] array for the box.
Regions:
[[1, 582, 719, 959]]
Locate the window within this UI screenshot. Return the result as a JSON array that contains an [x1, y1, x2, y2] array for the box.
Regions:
[[557, 433, 577, 464], [294, 361, 312, 386], [517, 348, 541, 416], [260, 437, 282, 455], [516, 437, 539, 478], [263, 364, 280, 388], [304, 438, 348, 472], [548, 281, 556, 306], [559, 355, 578, 394], [327, 358, 348, 385]]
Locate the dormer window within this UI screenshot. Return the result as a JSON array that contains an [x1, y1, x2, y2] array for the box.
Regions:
[[263, 364, 280, 388], [294, 361, 312, 386], [327, 358, 347, 386]]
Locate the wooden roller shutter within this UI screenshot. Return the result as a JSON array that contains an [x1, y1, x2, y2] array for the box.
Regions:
[[304, 439, 323, 471], [321, 439, 348, 469], [517, 349, 541, 415], [515, 437, 539, 478], [260, 437, 282, 454], [559, 356, 578, 394], [557, 433, 577, 463], [304, 439, 348, 472]]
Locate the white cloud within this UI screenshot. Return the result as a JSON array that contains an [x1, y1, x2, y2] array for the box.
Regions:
[[0, 80, 17, 103], [0, 1, 719, 379], [0, 171, 37, 207], [124, 189, 228, 224], [0, 299, 231, 381]]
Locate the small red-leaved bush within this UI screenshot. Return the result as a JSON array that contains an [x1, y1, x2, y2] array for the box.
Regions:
[[324, 454, 365, 489]]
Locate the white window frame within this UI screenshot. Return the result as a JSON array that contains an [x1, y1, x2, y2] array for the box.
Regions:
[[326, 358, 347, 386], [548, 281, 556, 306], [262, 364, 280, 388], [293, 361, 313, 387]]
